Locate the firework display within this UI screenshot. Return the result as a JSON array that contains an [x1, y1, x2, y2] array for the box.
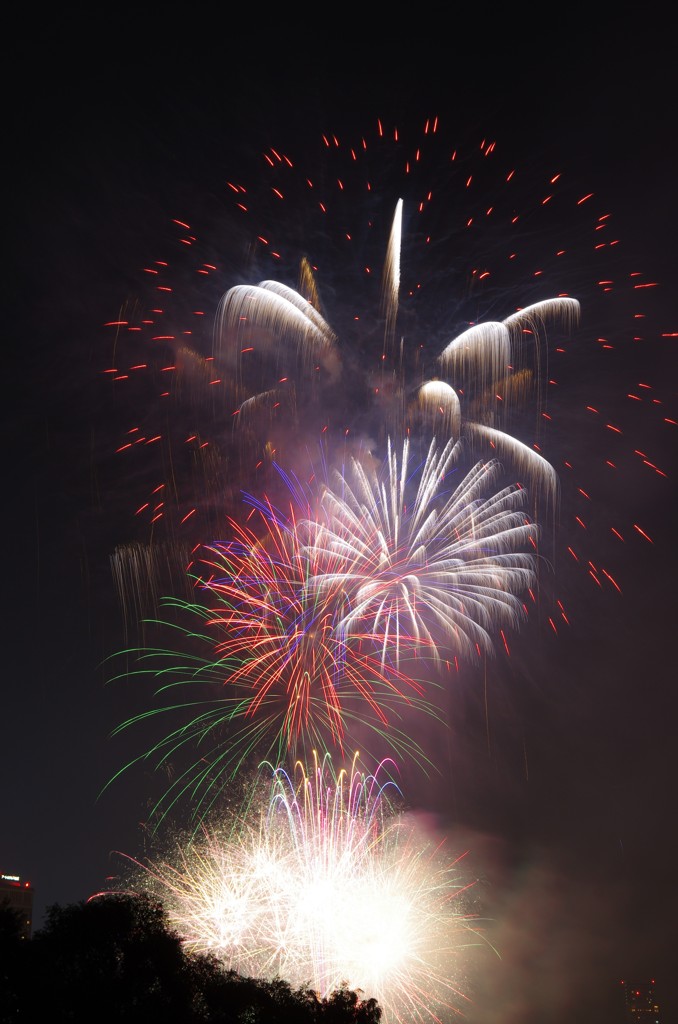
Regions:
[[107, 435, 545, 823], [102, 114, 672, 1020], [114, 754, 487, 1024]]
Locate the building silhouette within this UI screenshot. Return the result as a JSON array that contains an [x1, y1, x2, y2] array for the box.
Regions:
[[621, 979, 661, 1024], [0, 872, 34, 939]]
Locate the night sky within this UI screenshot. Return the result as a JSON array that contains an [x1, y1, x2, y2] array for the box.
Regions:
[[5, 15, 677, 1024]]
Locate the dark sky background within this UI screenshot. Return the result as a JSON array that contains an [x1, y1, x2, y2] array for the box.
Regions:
[[4, 14, 677, 1024]]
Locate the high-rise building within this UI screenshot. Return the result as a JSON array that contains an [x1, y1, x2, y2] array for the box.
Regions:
[[621, 979, 661, 1024], [0, 872, 34, 940]]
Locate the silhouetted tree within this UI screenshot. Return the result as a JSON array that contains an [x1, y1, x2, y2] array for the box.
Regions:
[[321, 982, 382, 1024], [15, 893, 202, 1022], [0, 893, 382, 1024]]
